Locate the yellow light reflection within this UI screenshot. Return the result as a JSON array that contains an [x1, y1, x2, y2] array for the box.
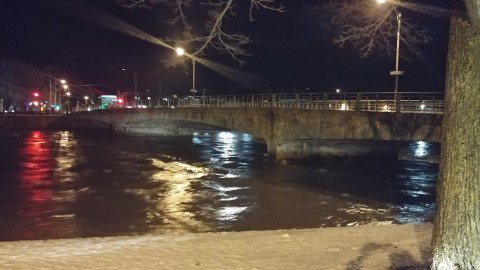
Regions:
[[150, 158, 210, 231]]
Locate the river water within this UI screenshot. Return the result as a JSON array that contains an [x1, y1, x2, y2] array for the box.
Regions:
[[0, 130, 439, 241]]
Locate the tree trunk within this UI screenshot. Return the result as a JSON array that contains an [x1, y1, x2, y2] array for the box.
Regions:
[[430, 15, 480, 270]]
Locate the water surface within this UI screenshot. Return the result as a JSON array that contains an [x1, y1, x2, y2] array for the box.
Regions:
[[0, 131, 438, 241]]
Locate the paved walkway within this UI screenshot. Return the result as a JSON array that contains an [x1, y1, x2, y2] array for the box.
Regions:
[[0, 224, 432, 270]]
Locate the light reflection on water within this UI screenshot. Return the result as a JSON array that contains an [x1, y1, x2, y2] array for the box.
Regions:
[[0, 131, 438, 241]]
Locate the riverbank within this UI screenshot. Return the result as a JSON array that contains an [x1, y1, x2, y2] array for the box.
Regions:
[[0, 223, 432, 269], [0, 114, 65, 130]]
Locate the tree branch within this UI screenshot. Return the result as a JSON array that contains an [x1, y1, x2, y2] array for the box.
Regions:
[[112, 0, 284, 65], [323, 0, 430, 57]]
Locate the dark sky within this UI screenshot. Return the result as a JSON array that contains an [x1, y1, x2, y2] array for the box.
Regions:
[[0, 0, 451, 97]]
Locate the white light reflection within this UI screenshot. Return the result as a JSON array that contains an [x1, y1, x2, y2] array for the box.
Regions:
[[217, 131, 235, 142], [216, 206, 248, 221], [414, 141, 428, 157], [241, 133, 252, 142], [192, 131, 254, 224], [217, 132, 237, 159]]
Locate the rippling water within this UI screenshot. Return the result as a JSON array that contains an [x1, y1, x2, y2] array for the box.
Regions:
[[0, 131, 439, 241]]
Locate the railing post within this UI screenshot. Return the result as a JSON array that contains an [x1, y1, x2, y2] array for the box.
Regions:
[[323, 92, 327, 109], [272, 94, 276, 108], [375, 94, 379, 111], [356, 93, 361, 111], [395, 92, 400, 113]]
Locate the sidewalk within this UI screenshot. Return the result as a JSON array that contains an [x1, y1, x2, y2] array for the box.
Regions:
[[0, 223, 432, 270]]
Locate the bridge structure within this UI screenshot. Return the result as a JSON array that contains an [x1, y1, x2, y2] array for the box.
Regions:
[[68, 92, 444, 162]]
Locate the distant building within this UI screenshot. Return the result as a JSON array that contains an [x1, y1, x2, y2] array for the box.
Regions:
[[100, 95, 118, 109]]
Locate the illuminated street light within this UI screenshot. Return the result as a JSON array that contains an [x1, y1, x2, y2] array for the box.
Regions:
[[376, 0, 387, 3], [62, 84, 69, 90], [176, 47, 197, 96], [60, 79, 67, 85], [175, 47, 185, 56], [336, 88, 341, 93]]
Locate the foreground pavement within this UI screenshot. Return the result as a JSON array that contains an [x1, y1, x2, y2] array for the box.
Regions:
[[0, 223, 432, 270]]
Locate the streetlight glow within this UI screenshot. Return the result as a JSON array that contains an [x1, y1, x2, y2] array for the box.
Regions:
[[176, 47, 185, 56], [60, 79, 67, 84], [376, 0, 387, 4], [175, 47, 196, 96]]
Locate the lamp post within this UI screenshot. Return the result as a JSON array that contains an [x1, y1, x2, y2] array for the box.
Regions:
[[122, 66, 138, 107], [65, 91, 71, 114], [176, 47, 197, 96], [59, 79, 69, 113], [377, 0, 403, 111]]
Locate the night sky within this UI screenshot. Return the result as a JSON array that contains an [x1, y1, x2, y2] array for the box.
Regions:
[[0, 0, 451, 97]]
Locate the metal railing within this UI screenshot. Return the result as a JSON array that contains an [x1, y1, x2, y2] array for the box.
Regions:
[[176, 92, 444, 113], [78, 92, 444, 114]]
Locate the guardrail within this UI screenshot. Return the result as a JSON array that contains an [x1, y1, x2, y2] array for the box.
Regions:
[[78, 92, 444, 114], [176, 92, 444, 113]]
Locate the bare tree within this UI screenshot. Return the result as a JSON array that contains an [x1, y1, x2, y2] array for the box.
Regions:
[[323, 0, 430, 57], [111, 0, 285, 65]]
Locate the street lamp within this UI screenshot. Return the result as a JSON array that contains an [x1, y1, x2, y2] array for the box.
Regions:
[[122, 66, 138, 107], [59, 79, 69, 112], [176, 47, 197, 96], [377, 0, 403, 111]]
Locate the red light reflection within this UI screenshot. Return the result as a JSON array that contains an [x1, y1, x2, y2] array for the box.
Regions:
[[19, 131, 54, 205]]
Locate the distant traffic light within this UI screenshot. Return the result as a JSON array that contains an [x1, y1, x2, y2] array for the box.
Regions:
[[33, 92, 40, 98], [118, 98, 123, 104]]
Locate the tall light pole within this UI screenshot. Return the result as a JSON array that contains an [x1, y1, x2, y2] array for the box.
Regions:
[[123, 66, 138, 107], [390, 9, 403, 94], [377, 0, 403, 111], [176, 47, 197, 96]]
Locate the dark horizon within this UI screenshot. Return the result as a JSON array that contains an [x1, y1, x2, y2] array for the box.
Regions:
[[0, 0, 451, 98]]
